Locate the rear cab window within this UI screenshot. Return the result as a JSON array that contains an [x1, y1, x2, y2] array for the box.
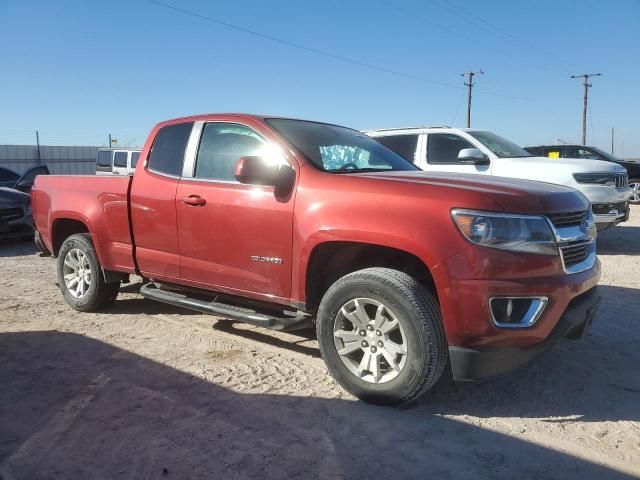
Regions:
[[148, 122, 194, 176]]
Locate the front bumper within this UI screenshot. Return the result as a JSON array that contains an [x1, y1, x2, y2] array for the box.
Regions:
[[0, 205, 34, 240], [592, 200, 629, 227], [448, 286, 601, 381], [572, 183, 631, 226]]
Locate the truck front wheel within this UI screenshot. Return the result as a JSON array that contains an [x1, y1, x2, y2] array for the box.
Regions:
[[316, 267, 447, 405], [57, 233, 120, 312]]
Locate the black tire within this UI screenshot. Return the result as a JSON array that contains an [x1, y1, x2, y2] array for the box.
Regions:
[[56, 233, 120, 312], [316, 267, 447, 406]]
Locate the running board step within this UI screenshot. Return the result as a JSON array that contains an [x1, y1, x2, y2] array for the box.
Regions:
[[140, 283, 311, 331]]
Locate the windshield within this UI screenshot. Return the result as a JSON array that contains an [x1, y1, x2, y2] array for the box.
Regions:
[[468, 131, 533, 158], [266, 119, 418, 173], [586, 146, 620, 162]]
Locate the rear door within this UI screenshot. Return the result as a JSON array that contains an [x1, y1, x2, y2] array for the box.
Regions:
[[130, 122, 193, 280], [374, 134, 419, 163], [175, 121, 295, 302]]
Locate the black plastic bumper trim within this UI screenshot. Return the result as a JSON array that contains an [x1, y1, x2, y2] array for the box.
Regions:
[[449, 286, 601, 382]]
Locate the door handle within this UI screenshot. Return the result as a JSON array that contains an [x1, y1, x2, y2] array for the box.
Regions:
[[181, 195, 206, 206]]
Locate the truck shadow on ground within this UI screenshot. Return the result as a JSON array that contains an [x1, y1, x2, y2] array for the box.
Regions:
[[206, 285, 640, 426], [597, 223, 640, 255], [411, 284, 640, 425], [212, 321, 321, 358], [0, 330, 634, 480]]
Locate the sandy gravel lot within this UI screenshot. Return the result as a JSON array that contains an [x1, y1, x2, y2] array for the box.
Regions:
[[1, 209, 639, 479]]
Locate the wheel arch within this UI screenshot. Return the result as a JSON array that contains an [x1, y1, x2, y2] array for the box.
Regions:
[[303, 241, 437, 313], [51, 217, 91, 256]]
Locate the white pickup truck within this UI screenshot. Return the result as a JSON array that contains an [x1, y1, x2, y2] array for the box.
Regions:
[[366, 127, 631, 230]]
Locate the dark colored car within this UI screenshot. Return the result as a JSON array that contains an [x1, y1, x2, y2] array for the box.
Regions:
[[0, 165, 50, 194], [0, 187, 33, 240], [525, 145, 640, 204]]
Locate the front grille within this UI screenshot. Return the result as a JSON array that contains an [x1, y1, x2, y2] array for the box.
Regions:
[[548, 210, 588, 228], [615, 173, 628, 189], [0, 207, 23, 222], [592, 201, 627, 215], [560, 240, 592, 267]]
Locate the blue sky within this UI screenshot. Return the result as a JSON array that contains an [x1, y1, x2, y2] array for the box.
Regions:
[[1, 0, 639, 156]]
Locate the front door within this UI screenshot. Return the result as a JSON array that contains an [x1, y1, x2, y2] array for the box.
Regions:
[[176, 121, 295, 303], [421, 133, 491, 174]]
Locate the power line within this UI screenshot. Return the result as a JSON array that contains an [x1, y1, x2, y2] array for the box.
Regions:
[[145, 0, 461, 91], [448, 89, 467, 126], [374, 0, 515, 60], [434, 0, 574, 69], [378, 0, 569, 75], [144, 0, 567, 102]]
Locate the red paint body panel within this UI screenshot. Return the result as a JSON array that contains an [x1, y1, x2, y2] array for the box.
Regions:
[[32, 175, 135, 273], [130, 169, 181, 279], [32, 113, 600, 350]]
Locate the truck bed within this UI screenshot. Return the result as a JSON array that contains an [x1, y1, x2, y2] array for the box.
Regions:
[[32, 175, 136, 273]]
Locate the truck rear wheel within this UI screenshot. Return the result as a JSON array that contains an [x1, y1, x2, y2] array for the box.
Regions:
[[57, 233, 120, 312], [316, 267, 447, 405]]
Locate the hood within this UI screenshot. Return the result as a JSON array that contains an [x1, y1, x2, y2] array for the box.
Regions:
[[490, 156, 628, 193], [0, 187, 30, 206], [496, 156, 626, 176], [356, 170, 589, 215]]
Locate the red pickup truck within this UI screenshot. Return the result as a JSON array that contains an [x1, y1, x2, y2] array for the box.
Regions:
[[32, 114, 601, 405]]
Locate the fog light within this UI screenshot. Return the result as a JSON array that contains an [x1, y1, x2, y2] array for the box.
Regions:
[[489, 297, 548, 328]]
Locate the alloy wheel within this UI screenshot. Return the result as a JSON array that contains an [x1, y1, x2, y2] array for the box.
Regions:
[[629, 182, 640, 204], [333, 298, 408, 384], [62, 248, 92, 298]]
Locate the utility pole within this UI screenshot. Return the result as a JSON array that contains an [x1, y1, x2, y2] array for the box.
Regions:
[[461, 70, 483, 128], [35, 130, 42, 165], [570, 73, 601, 145]]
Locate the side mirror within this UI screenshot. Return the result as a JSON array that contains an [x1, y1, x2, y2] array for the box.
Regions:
[[458, 148, 490, 165], [234, 156, 294, 192]]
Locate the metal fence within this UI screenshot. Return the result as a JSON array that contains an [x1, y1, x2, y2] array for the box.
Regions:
[[0, 144, 99, 175]]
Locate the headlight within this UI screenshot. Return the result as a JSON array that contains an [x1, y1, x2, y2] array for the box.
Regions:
[[451, 209, 558, 255], [573, 173, 616, 186]]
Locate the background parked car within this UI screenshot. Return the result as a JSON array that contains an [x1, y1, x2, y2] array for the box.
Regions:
[[367, 127, 631, 230], [0, 165, 50, 194], [96, 148, 141, 176], [525, 144, 640, 204], [0, 187, 34, 240]]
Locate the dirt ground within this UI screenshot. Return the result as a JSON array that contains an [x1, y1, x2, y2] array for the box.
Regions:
[[1, 210, 639, 480]]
